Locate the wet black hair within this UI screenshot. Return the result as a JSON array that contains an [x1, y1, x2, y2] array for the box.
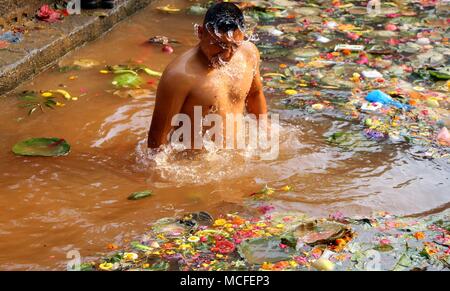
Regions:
[[203, 2, 245, 33]]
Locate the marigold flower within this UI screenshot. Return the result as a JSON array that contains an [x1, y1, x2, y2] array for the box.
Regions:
[[188, 236, 200, 243], [214, 219, 227, 226], [123, 252, 138, 261], [414, 232, 425, 240], [99, 262, 113, 271]]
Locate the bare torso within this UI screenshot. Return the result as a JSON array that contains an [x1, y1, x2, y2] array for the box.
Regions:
[[169, 42, 258, 120]]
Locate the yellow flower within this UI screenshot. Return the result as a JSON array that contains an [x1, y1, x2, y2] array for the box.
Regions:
[[166, 250, 175, 255], [41, 92, 53, 97], [100, 70, 109, 74], [289, 261, 298, 268], [71, 97, 78, 101], [187, 236, 200, 243], [276, 224, 285, 229], [312, 103, 324, 111], [214, 219, 227, 226], [179, 244, 192, 250], [99, 262, 113, 271], [261, 262, 273, 270], [281, 185, 293, 191], [216, 254, 224, 259], [284, 89, 298, 95], [68, 76, 78, 80], [224, 223, 233, 228], [142, 263, 150, 268], [123, 252, 138, 261], [55, 102, 65, 107]]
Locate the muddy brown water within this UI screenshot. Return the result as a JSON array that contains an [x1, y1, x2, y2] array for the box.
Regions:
[[0, 0, 449, 270]]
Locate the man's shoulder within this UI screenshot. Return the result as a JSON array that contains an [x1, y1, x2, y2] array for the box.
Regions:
[[162, 48, 198, 80], [241, 41, 259, 56], [240, 41, 260, 65]]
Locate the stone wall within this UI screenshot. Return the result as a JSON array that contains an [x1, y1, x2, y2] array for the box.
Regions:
[[0, 0, 54, 28], [0, 0, 152, 95]]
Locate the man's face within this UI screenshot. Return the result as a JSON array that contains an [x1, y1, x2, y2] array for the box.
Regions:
[[198, 25, 245, 68]]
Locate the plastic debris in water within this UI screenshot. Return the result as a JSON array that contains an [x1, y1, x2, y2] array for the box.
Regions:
[[0, 31, 23, 44]]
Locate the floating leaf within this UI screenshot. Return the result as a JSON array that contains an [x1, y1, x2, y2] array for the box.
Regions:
[[130, 241, 152, 251], [18, 91, 58, 116], [73, 59, 100, 69], [52, 89, 73, 100], [142, 67, 162, 77], [237, 237, 295, 265], [58, 65, 81, 73], [127, 190, 153, 200], [112, 73, 143, 88], [392, 253, 413, 271], [429, 69, 450, 80], [12, 138, 70, 157], [294, 221, 349, 245], [156, 5, 181, 13]]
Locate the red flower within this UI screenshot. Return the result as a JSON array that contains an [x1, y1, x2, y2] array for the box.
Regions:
[[37, 5, 62, 23], [211, 240, 235, 254]]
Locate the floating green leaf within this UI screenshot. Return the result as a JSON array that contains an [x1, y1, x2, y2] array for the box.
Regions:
[[127, 190, 153, 200], [237, 237, 295, 265], [12, 138, 70, 157], [18, 91, 57, 116], [429, 69, 450, 80], [142, 67, 162, 77], [112, 73, 143, 88]]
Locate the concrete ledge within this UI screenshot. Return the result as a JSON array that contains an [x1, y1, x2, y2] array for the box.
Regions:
[[0, 0, 152, 96]]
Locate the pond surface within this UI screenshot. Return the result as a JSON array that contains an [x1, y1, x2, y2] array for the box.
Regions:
[[0, 0, 449, 270]]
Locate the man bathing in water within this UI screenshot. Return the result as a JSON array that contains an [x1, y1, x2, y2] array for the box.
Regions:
[[148, 2, 267, 149]]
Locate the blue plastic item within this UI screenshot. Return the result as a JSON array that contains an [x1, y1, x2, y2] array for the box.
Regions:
[[0, 31, 23, 44], [365, 90, 410, 110]]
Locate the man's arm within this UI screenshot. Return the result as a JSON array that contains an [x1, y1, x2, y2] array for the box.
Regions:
[[246, 46, 267, 116], [148, 71, 189, 148]]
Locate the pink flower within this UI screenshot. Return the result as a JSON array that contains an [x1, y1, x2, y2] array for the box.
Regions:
[[37, 5, 62, 23], [257, 205, 275, 214], [346, 32, 360, 41], [329, 211, 345, 221], [386, 13, 401, 18], [379, 238, 391, 245], [386, 38, 400, 46], [385, 24, 397, 31], [279, 243, 288, 249], [356, 55, 369, 65], [294, 256, 308, 265]]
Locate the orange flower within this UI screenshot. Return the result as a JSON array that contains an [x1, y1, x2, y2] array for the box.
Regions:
[[232, 216, 245, 226], [342, 49, 351, 55], [414, 232, 425, 240], [106, 243, 118, 250]]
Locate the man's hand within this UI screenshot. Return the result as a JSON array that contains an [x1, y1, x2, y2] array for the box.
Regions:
[[245, 45, 267, 117]]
